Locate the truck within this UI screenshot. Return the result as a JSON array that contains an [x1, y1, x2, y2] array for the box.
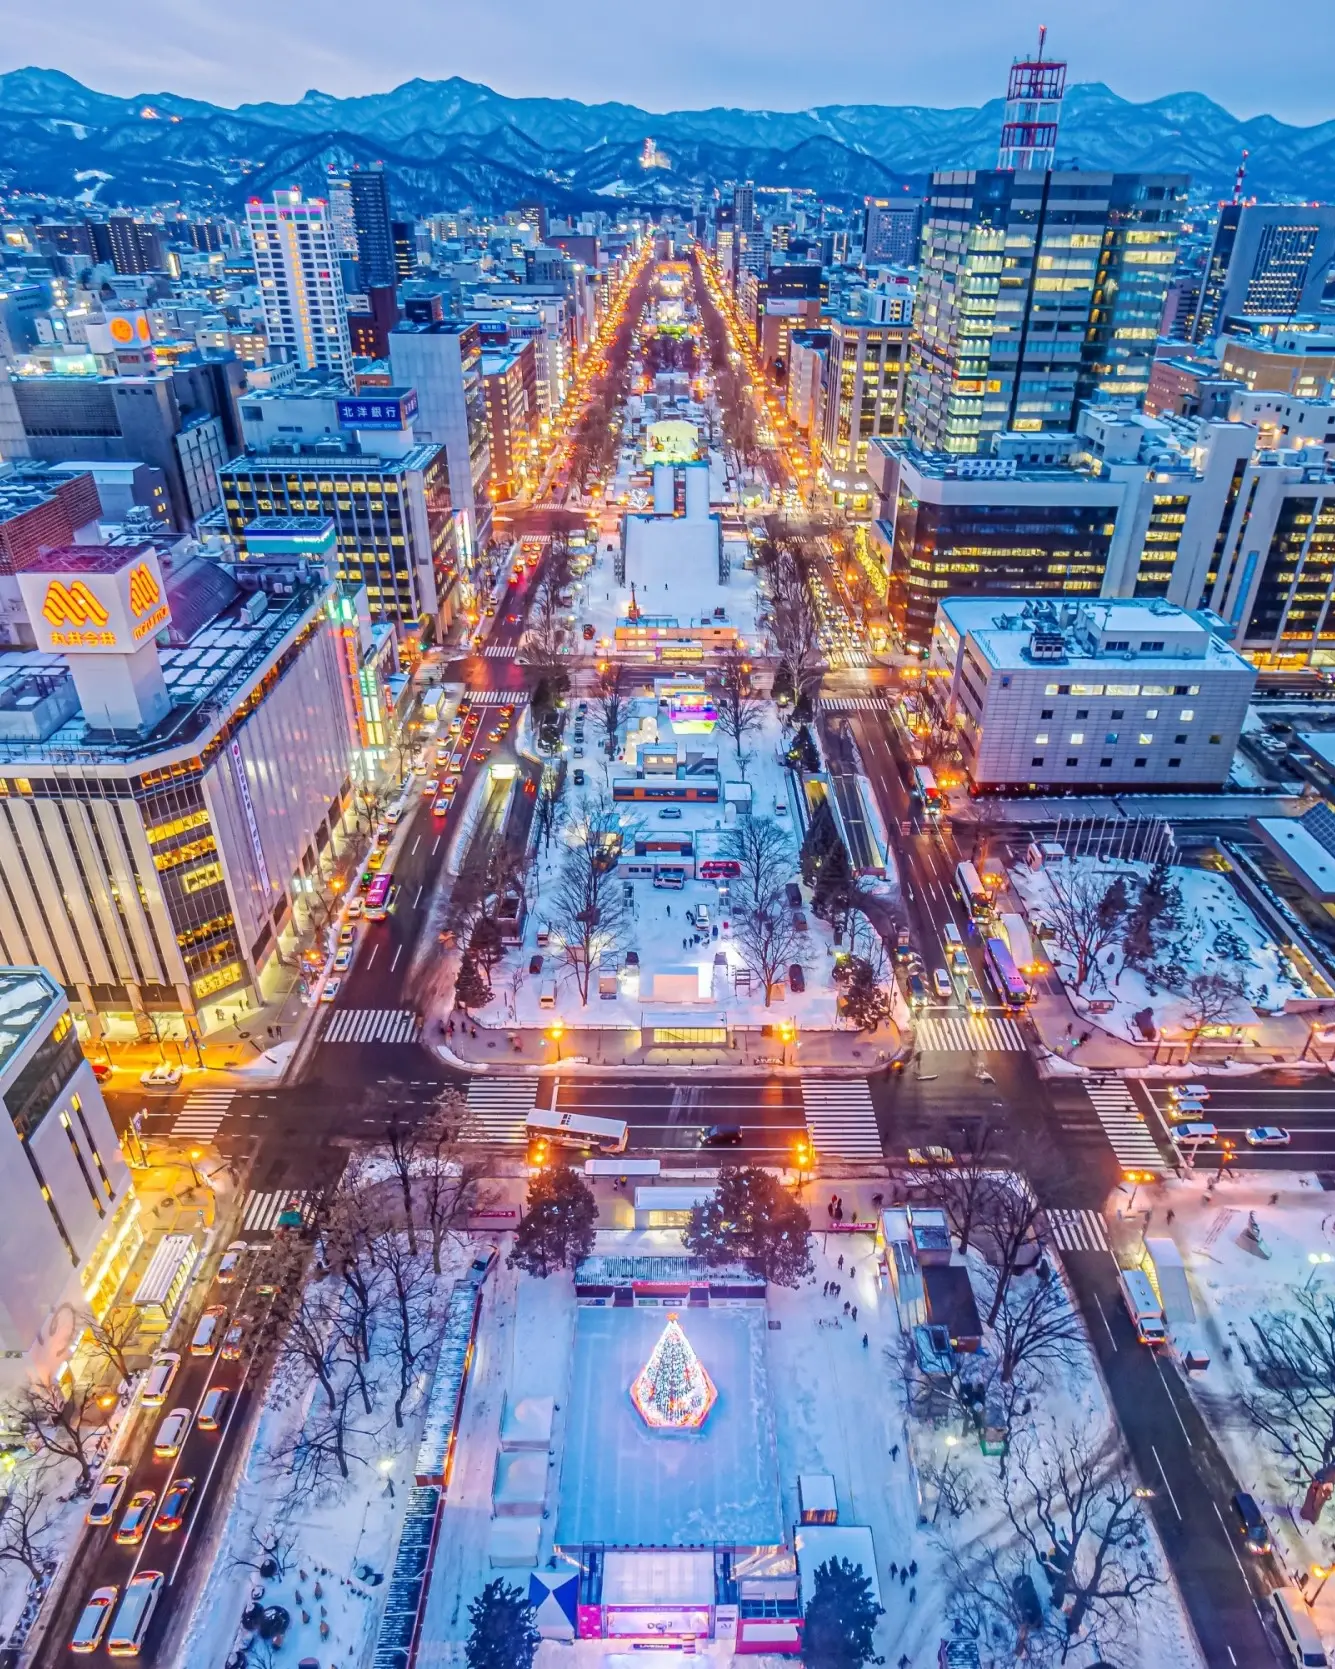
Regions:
[[1118, 1268, 1167, 1346]]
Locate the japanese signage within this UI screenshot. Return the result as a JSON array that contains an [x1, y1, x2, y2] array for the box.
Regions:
[[337, 389, 418, 430], [18, 551, 172, 655]]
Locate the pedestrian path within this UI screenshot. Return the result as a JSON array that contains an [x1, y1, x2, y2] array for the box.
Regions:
[[169, 1089, 235, 1141], [322, 1008, 422, 1044], [241, 1188, 315, 1235], [817, 696, 890, 712], [1084, 1077, 1166, 1171], [1046, 1207, 1110, 1253], [800, 1078, 883, 1160], [916, 1014, 1026, 1052], [462, 1077, 536, 1144], [482, 644, 518, 658], [460, 689, 522, 706]]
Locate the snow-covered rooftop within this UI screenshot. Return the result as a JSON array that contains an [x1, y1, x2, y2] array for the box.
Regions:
[[0, 968, 60, 1081]]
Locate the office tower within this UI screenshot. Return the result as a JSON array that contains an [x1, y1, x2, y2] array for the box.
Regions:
[[997, 29, 1066, 170], [909, 169, 1186, 454], [325, 168, 359, 258], [820, 312, 912, 512], [392, 221, 417, 283], [732, 182, 756, 242], [350, 166, 395, 290], [1190, 202, 1335, 342], [106, 215, 165, 276], [389, 320, 492, 554], [246, 190, 352, 381], [862, 198, 922, 266]]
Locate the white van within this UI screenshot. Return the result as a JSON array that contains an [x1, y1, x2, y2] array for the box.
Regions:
[[1118, 1269, 1167, 1346], [190, 1305, 226, 1358], [1173, 1122, 1218, 1144], [107, 1571, 163, 1658], [1272, 1587, 1330, 1667], [943, 921, 964, 952], [539, 981, 556, 1009], [140, 1352, 180, 1408]]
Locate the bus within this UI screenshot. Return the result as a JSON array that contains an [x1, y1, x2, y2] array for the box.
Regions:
[[699, 858, 742, 882], [955, 861, 991, 928], [997, 912, 1046, 978], [526, 1110, 629, 1154], [911, 765, 941, 816], [362, 874, 397, 920], [983, 936, 1030, 1010]]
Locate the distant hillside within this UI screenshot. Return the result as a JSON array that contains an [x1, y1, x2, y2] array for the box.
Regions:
[[0, 67, 1332, 213]]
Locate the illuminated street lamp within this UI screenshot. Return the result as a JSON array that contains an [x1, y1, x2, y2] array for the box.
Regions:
[[548, 1019, 564, 1062], [1311, 1563, 1334, 1605]]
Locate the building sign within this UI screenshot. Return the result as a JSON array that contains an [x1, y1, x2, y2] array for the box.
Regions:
[[229, 740, 272, 895], [337, 389, 418, 430], [18, 550, 173, 655]]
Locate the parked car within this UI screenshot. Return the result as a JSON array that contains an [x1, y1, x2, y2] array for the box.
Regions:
[[786, 883, 803, 908], [338, 923, 356, 946], [1231, 1491, 1272, 1554], [85, 1466, 130, 1527], [140, 1352, 180, 1408], [573, 768, 586, 786], [468, 1245, 499, 1284], [788, 963, 805, 993], [139, 1063, 183, 1090], [658, 806, 683, 820], [345, 896, 364, 919], [190, 1304, 227, 1358], [320, 978, 340, 1003]]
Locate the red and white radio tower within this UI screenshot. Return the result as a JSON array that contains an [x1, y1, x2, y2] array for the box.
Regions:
[[998, 27, 1068, 172]]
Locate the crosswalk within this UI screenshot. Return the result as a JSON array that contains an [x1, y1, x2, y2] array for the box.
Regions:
[[169, 1089, 235, 1141], [1045, 1207, 1110, 1254], [916, 1015, 1027, 1052], [322, 1008, 423, 1044], [241, 1188, 315, 1235], [817, 696, 889, 712], [462, 1077, 537, 1144], [482, 643, 518, 658], [800, 1078, 883, 1160], [825, 648, 873, 670], [460, 689, 523, 706], [1084, 1078, 1166, 1172]]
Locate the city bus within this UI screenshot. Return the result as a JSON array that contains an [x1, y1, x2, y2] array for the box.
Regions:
[[955, 861, 992, 929], [362, 873, 397, 921], [911, 765, 941, 816], [526, 1110, 629, 1155], [983, 936, 1030, 1010]]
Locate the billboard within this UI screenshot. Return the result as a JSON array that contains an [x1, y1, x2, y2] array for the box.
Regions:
[[85, 312, 153, 356], [18, 550, 172, 654], [337, 389, 418, 430]]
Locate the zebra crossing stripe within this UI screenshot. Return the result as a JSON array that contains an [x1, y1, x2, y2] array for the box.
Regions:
[[817, 696, 889, 712], [461, 690, 523, 706], [1084, 1079, 1166, 1170], [800, 1078, 882, 1159], [169, 1089, 235, 1139], [322, 1008, 422, 1044], [1046, 1207, 1110, 1253], [241, 1188, 314, 1234], [482, 644, 518, 658], [916, 1015, 1026, 1052], [462, 1077, 537, 1144]]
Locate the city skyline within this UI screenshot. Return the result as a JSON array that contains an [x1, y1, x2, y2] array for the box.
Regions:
[[2, 0, 1334, 124]]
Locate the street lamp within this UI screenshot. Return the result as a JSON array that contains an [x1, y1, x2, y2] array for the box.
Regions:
[[1305, 1252, 1334, 1292], [1311, 1564, 1334, 1605], [548, 1020, 564, 1062], [792, 1133, 812, 1192]]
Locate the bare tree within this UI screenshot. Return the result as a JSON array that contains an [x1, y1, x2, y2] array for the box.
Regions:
[[68, 1306, 139, 1387], [273, 1283, 343, 1414], [519, 575, 569, 701], [734, 893, 800, 1008], [709, 648, 765, 778], [1001, 1426, 1160, 1658], [229, 1516, 297, 1584], [756, 539, 823, 701], [981, 1175, 1047, 1328], [1240, 1287, 1335, 1495], [378, 1231, 439, 1429], [380, 1116, 422, 1257], [533, 763, 567, 853], [919, 1128, 997, 1255], [592, 662, 631, 761], [548, 793, 634, 1004], [1041, 863, 1131, 993], [986, 1267, 1086, 1386], [721, 816, 795, 920], [416, 1094, 486, 1275], [0, 1465, 56, 1582], [275, 1373, 367, 1492], [3, 1380, 99, 1495], [1182, 969, 1246, 1058]]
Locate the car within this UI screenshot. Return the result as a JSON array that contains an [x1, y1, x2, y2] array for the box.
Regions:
[[932, 968, 952, 1000], [573, 768, 586, 786], [422, 778, 439, 797], [1173, 1122, 1219, 1143], [1168, 1083, 1210, 1102], [153, 1407, 190, 1459], [115, 1491, 157, 1546], [217, 1241, 245, 1283], [500, 705, 515, 717], [384, 805, 403, 825], [338, 922, 356, 946], [71, 1585, 119, 1653], [1246, 1126, 1291, 1146], [468, 1245, 499, 1283], [221, 1315, 251, 1361], [431, 798, 450, 816], [788, 963, 805, 993], [583, 623, 596, 640], [488, 728, 502, 742], [345, 896, 364, 919], [91, 1060, 113, 1080], [701, 1123, 744, 1147], [333, 945, 354, 972], [197, 1385, 230, 1431], [906, 972, 928, 1010], [907, 1145, 956, 1166], [365, 848, 385, 874], [658, 806, 683, 820], [190, 1304, 228, 1357], [85, 1466, 130, 1527], [472, 748, 489, 764], [153, 1477, 195, 1533], [140, 1352, 180, 1407], [1231, 1490, 1272, 1554], [966, 985, 986, 1015], [139, 1063, 183, 1090], [412, 759, 428, 775], [320, 978, 340, 1004], [506, 613, 520, 624], [573, 745, 585, 759], [1167, 1097, 1207, 1121], [529, 954, 543, 975], [625, 950, 639, 967]]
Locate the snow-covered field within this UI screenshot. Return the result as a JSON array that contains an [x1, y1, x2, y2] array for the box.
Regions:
[[475, 706, 850, 1031], [1010, 857, 1311, 1042]]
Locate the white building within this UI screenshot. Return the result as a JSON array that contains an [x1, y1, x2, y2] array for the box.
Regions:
[[0, 967, 136, 1391], [929, 596, 1256, 795], [246, 190, 352, 381]]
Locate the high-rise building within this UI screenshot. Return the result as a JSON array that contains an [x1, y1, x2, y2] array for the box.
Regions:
[[246, 190, 352, 381], [325, 168, 360, 258], [389, 321, 492, 554], [105, 216, 166, 277], [862, 198, 922, 266], [909, 169, 1187, 454], [820, 312, 913, 514], [1190, 202, 1335, 342], [997, 29, 1066, 171], [350, 167, 395, 290], [391, 220, 417, 283]]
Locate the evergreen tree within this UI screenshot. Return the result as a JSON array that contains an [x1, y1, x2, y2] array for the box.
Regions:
[[465, 1579, 541, 1669], [508, 1164, 597, 1279], [802, 1557, 885, 1669], [812, 837, 855, 929], [470, 915, 505, 981], [683, 1165, 813, 1287], [786, 724, 820, 774], [772, 665, 796, 707], [833, 957, 893, 1032], [1123, 857, 1180, 970], [454, 953, 491, 1014], [801, 799, 839, 886]]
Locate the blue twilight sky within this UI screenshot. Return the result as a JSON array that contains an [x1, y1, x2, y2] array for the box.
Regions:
[[4, 0, 1334, 125]]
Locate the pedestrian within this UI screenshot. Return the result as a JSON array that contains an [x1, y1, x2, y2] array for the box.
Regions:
[[899, 1568, 908, 1586], [842, 1299, 849, 1315], [890, 1442, 899, 1461], [1269, 1193, 1279, 1206], [862, 1332, 868, 1348], [666, 904, 670, 917], [851, 1305, 858, 1323], [822, 1280, 829, 1297], [1166, 1208, 1175, 1224], [899, 1655, 910, 1669], [827, 1201, 834, 1219], [835, 1201, 844, 1223], [889, 1561, 898, 1579], [908, 1560, 917, 1578], [837, 1253, 844, 1271], [908, 1587, 915, 1604]]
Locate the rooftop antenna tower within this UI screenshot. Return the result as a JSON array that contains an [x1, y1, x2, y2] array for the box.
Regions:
[[998, 27, 1067, 172]]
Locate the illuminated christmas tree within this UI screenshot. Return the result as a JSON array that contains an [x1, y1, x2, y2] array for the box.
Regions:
[[630, 1312, 717, 1430]]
